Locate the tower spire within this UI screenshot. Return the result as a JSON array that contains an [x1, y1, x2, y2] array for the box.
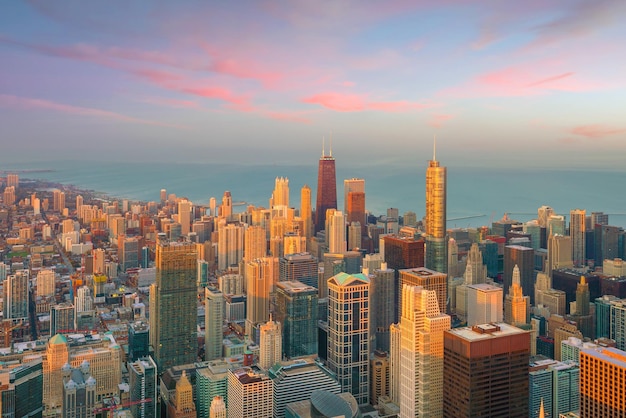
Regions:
[[322, 136, 325, 157], [329, 131, 333, 157]]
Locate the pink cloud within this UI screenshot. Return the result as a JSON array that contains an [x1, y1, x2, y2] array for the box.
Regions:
[[302, 92, 435, 112], [181, 86, 251, 110], [429, 113, 455, 128], [0, 94, 185, 129], [440, 66, 602, 98], [569, 124, 626, 139]]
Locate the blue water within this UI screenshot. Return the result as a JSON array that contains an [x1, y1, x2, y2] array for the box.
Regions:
[[2, 159, 626, 228]]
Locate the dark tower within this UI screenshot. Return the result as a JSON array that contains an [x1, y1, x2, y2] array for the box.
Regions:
[[315, 140, 337, 233]]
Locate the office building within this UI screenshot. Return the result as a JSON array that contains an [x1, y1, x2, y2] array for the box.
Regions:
[[369, 264, 395, 352], [259, 319, 282, 370], [61, 362, 97, 418], [398, 284, 451, 417], [245, 257, 277, 340], [168, 370, 196, 418], [272, 177, 290, 207], [244, 225, 267, 261], [37, 268, 56, 298], [504, 245, 535, 305], [425, 141, 447, 273], [529, 358, 579, 418], [327, 210, 346, 254], [570, 209, 586, 267], [327, 272, 370, 405], [205, 286, 225, 361], [0, 358, 44, 418], [228, 368, 273, 418], [178, 199, 192, 236], [466, 283, 503, 326], [465, 242, 487, 284], [315, 143, 337, 233], [280, 252, 318, 289], [443, 323, 530, 417], [547, 234, 573, 278], [196, 360, 229, 418], [50, 303, 75, 335], [209, 396, 226, 418], [150, 238, 198, 371], [299, 185, 313, 240], [129, 356, 158, 418], [217, 221, 244, 270], [275, 281, 318, 359], [128, 320, 150, 362], [3, 271, 29, 320], [579, 347, 626, 417], [399, 267, 447, 317], [370, 350, 390, 406], [505, 265, 530, 326], [269, 358, 341, 418], [220, 191, 232, 219], [610, 298, 626, 350]]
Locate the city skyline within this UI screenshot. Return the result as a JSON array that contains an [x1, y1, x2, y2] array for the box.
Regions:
[[1, 1, 626, 168]]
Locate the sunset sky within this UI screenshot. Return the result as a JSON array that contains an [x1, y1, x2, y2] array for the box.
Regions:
[[1, 1, 625, 168]]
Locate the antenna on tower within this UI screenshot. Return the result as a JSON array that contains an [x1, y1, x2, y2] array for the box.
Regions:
[[329, 131, 333, 157], [322, 136, 325, 157], [433, 134, 437, 161]]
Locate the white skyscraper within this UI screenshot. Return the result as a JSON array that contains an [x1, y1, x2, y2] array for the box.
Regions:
[[466, 283, 503, 326], [327, 210, 346, 254], [205, 286, 225, 361], [178, 199, 192, 236], [398, 284, 451, 417], [259, 318, 282, 370]]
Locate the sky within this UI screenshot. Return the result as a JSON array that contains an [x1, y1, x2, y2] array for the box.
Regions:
[[1, 0, 625, 168]]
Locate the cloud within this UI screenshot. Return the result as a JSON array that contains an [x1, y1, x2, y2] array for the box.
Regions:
[[0, 94, 185, 129], [569, 124, 626, 139], [429, 113, 455, 128], [302, 92, 435, 112]]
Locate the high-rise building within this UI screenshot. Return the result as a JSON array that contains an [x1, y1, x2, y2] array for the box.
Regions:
[[537, 205, 555, 228], [610, 298, 626, 350], [300, 185, 313, 239], [272, 177, 290, 208], [220, 191, 232, 219], [466, 283, 503, 326], [327, 210, 346, 254], [570, 209, 586, 267], [129, 320, 150, 362], [178, 199, 192, 236], [244, 225, 267, 261], [245, 257, 278, 340], [269, 358, 341, 418], [217, 221, 244, 271], [443, 323, 530, 417], [259, 319, 282, 370], [370, 264, 395, 352], [464, 243, 487, 284], [425, 142, 447, 273], [275, 280, 318, 359], [205, 286, 225, 361], [6, 173, 18, 189], [399, 267, 447, 317], [53, 189, 65, 213], [398, 284, 451, 417], [327, 272, 370, 405], [370, 350, 390, 406], [196, 360, 229, 418], [279, 252, 318, 289], [504, 245, 535, 305], [504, 265, 530, 326], [529, 358, 579, 418], [315, 143, 337, 233], [129, 356, 158, 418], [3, 271, 29, 320], [50, 302, 75, 335], [168, 370, 196, 418], [1, 358, 44, 418], [228, 368, 273, 418], [150, 238, 198, 371], [344, 178, 365, 227], [579, 347, 626, 417], [61, 361, 97, 418], [44, 334, 69, 416], [547, 234, 573, 278]]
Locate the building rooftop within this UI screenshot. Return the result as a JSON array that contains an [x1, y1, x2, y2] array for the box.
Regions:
[[581, 346, 626, 366], [447, 322, 527, 342], [329, 272, 369, 286], [468, 283, 501, 292], [399, 267, 445, 277], [277, 280, 317, 293]]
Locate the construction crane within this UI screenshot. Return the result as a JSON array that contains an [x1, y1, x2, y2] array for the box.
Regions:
[[0, 320, 22, 348], [93, 398, 152, 416]]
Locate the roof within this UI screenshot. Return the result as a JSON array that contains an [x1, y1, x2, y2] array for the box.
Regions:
[[329, 272, 369, 287], [49, 334, 68, 345]]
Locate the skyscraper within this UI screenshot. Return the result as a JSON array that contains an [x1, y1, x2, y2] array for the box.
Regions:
[[3, 271, 29, 320], [315, 142, 337, 233], [178, 199, 192, 236], [399, 267, 447, 317], [443, 323, 530, 417], [129, 356, 158, 418], [579, 347, 626, 417], [344, 178, 366, 228], [570, 209, 586, 267], [149, 237, 198, 371], [369, 264, 395, 352], [275, 280, 318, 358], [504, 265, 530, 326], [300, 185, 313, 239], [228, 368, 273, 418], [398, 284, 451, 417], [245, 257, 277, 339], [272, 177, 290, 207], [279, 252, 318, 289], [327, 272, 370, 405], [466, 283, 503, 326], [504, 245, 535, 305], [425, 140, 447, 274], [205, 286, 225, 361], [327, 210, 346, 254], [259, 318, 282, 369], [547, 234, 573, 278]]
